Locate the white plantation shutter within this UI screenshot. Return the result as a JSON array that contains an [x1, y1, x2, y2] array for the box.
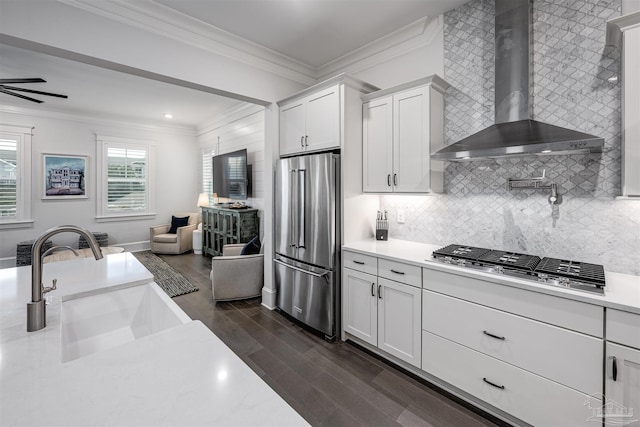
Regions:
[[107, 147, 147, 211], [97, 135, 155, 219], [0, 138, 17, 217], [0, 125, 32, 226], [201, 146, 214, 194]]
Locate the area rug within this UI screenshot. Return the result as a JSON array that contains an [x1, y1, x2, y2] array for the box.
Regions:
[[132, 250, 199, 297]]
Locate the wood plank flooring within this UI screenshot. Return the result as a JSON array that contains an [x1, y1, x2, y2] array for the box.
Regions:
[[159, 252, 507, 427]]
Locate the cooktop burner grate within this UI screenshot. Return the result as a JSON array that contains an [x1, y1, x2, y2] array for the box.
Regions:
[[477, 250, 541, 271], [432, 244, 490, 261], [536, 257, 606, 286]]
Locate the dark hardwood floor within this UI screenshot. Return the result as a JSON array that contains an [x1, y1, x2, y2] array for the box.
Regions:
[[158, 252, 505, 427]]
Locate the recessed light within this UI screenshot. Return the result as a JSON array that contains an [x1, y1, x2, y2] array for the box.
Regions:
[[541, 150, 552, 153], [164, 113, 173, 119]]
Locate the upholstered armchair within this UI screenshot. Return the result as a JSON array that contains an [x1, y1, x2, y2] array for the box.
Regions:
[[150, 212, 201, 255], [211, 243, 263, 301]]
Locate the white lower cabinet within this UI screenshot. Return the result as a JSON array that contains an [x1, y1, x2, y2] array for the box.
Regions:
[[605, 343, 640, 427], [342, 254, 421, 368], [422, 331, 599, 427]]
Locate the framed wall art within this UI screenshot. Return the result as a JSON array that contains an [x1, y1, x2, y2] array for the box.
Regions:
[[42, 154, 88, 199]]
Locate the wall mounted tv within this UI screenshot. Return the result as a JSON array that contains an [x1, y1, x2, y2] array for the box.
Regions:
[[212, 149, 250, 200]]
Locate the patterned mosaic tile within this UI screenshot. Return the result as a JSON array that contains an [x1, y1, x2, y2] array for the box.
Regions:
[[381, 0, 640, 275]]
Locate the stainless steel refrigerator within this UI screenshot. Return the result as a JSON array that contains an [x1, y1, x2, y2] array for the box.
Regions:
[[274, 152, 340, 340]]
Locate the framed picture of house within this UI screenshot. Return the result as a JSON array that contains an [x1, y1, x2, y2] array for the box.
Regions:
[[42, 154, 88, 199]]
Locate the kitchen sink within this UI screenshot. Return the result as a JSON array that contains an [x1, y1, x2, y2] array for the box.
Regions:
[[60, 283, 190, 362]]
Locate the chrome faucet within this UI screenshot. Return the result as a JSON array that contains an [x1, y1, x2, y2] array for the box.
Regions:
[[27, 225, 104, 332]]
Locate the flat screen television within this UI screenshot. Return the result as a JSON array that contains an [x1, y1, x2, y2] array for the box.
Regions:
[[212, 149, 249, 200]]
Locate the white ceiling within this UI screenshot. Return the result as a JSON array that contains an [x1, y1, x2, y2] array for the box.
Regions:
[[154, 0, 468, 68], [0, 0, 469, 128]]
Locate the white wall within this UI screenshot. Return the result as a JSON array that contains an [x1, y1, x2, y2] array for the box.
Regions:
[[198, 104, 265, 218], [0, 109, 199, 266]]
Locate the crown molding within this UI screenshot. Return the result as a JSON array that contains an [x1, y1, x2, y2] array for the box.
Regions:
[[59, 0, 317, 86], [0, 104, 197, 136], [58, 1, 444, 87], [316, 16, 443, 80]]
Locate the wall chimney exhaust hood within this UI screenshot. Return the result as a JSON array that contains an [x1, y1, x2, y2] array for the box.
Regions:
[[432, 0, 604, 162]]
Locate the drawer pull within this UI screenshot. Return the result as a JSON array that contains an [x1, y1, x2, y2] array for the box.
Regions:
[[390, 269, 405, 275], [483, 377, 505, 390], [483, 330, 506, 341], [371, 282, 375, 297], [378, 284, 382, 299], [353, 260, 365, 265], [612, 356, 618, 382]]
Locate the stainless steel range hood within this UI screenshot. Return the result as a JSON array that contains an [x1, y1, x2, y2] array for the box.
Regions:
[[432, 0, 604, 162]]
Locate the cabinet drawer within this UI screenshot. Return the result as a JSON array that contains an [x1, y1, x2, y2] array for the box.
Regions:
[[379, 259, 421, 288], [423, 290, 602, 395], [343, 251, 377, 276], [423, 267, 603, 337], [422, 331, 599, 427], [607, 309, 640, 349]]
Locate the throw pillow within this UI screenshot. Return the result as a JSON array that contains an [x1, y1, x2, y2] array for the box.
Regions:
[[240, 235, 261, 255], [168, 215, 190, 234]]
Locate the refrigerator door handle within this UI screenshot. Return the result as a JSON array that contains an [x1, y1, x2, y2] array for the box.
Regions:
[[289, 169, 297, 248], [274, 259, 330, 280], [298, 169, 306, 249]]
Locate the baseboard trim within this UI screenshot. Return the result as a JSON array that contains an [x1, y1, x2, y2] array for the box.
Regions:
[[261, 286, 277, 310]]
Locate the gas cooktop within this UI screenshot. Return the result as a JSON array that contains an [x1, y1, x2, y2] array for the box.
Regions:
[[431, 244, 605, 295]]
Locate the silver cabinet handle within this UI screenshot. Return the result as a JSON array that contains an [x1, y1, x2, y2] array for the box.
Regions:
[[390, 269, 405, 275], [371, 282, 375, 297], [387, 174, 391, 186], [353, 260, 365, 265], [378, 284, 382, 299], [300, 136, 304, 148], [393, 173, 397, 186], [305, 135, 308, 146]]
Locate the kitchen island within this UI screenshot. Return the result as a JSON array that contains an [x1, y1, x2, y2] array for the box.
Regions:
[[0, 253, 307, 426]]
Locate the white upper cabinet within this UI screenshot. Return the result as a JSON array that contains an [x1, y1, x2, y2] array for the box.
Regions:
[[608, 12, 640, 197], [362, 96, 393, 192], [362, 75, 449, 193], [279, 84, 340, 156]]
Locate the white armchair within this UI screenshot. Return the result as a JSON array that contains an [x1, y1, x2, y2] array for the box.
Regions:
[[211, 243, 263, 301], [150, 212, 201, 255]]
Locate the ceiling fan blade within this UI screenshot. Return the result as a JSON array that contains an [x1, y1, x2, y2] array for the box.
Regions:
[[1, 85, 68, 99], [0, 88, 44, 103], [0, 78, 46, 84]]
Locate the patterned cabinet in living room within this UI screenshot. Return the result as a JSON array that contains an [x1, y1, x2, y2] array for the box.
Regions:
[[201, 207, 259, 257]]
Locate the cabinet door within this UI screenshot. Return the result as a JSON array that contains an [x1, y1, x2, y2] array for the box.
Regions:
[[378, 277, 421, 368], [606, 342, 640, 426], [280, 100, 306, 156], [363, 96, 393, 192], [343, 268, 377, 346], [305, 84, 341, 152], [393, 86, 431, 192]]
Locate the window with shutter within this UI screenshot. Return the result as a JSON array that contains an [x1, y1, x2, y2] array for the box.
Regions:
[[96, 135, 155, 220], [0, 125, 32, 228]]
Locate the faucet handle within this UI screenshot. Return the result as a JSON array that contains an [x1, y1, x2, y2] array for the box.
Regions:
[[43, 278, 57, 294]]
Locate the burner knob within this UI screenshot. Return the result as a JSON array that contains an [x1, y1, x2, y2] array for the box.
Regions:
[[537, 273, 548, 283], [493, 266, 504, 274], [456, 259, 466, 267]]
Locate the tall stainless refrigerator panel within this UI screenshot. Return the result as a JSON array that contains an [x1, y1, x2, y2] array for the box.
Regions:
[[274, 153, 339, 339]]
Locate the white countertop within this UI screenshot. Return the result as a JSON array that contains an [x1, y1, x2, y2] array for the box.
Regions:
[[343, 239, 640, 315], [0, 253, 308, 426]]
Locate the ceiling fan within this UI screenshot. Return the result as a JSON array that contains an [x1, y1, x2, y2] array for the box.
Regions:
[[0, 78, 68, 103]]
